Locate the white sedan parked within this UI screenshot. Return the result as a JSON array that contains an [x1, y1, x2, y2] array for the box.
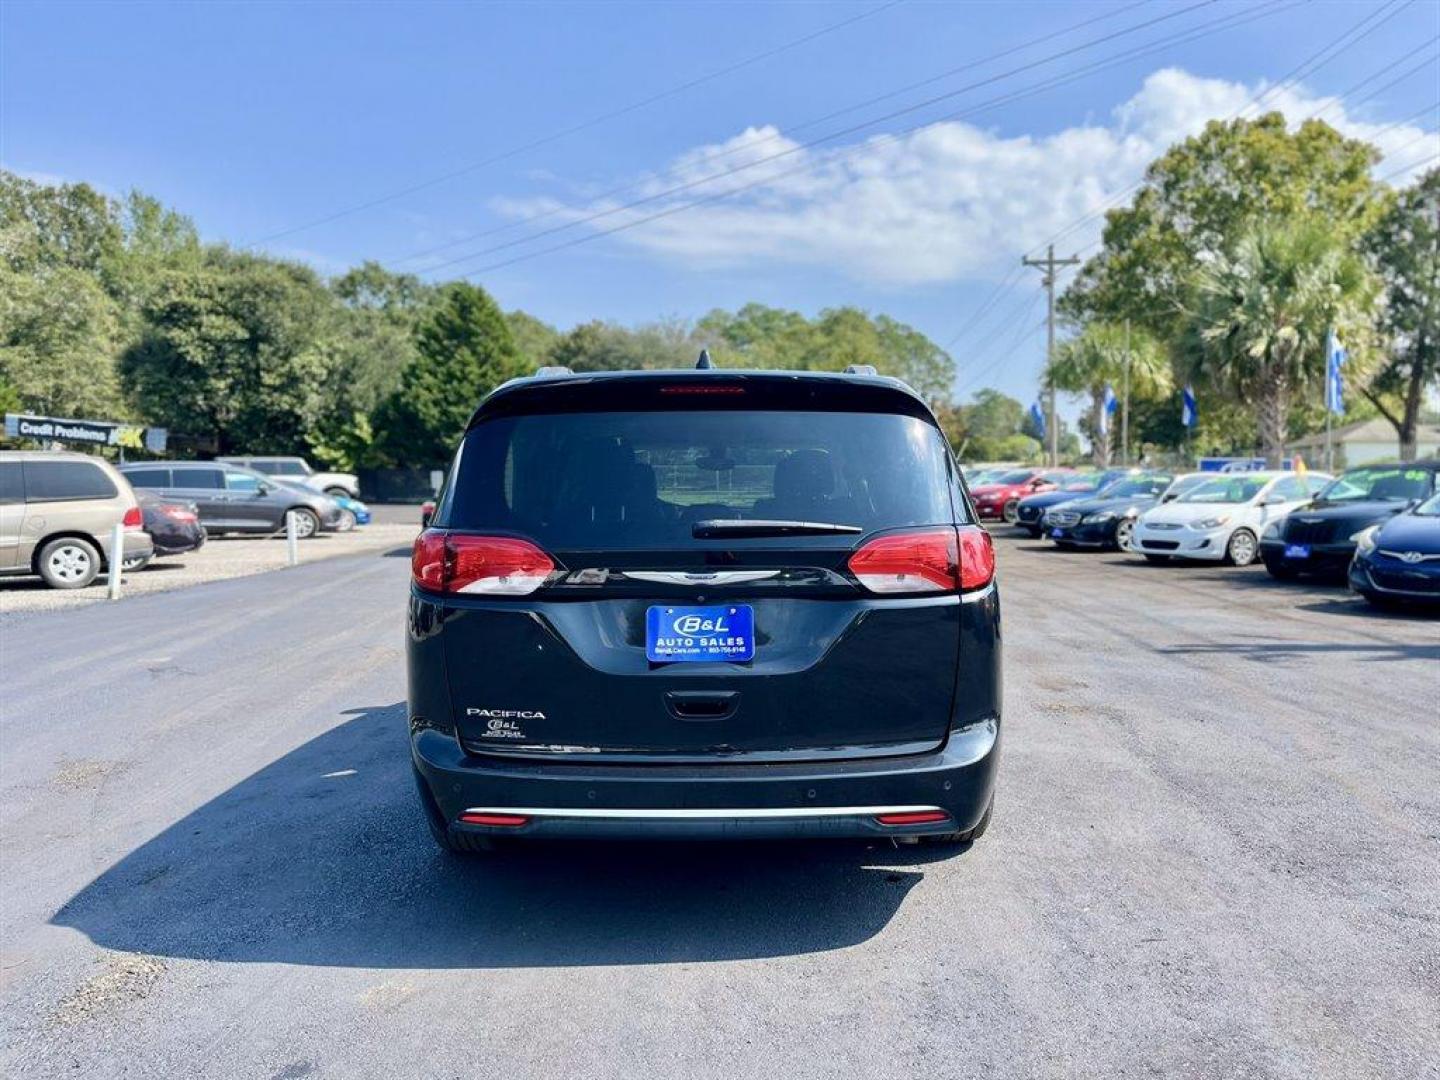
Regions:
[[1131, 470, 1332, 566]]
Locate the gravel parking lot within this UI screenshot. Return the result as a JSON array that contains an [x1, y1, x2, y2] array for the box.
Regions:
[[0, 505, 419, 618], [0, 530, 1435, 1078]]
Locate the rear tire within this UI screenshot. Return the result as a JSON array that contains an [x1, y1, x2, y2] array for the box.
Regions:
[[37, 537, 101, 589], [922, 797, 993, 845], [121, 553, 152, 572]]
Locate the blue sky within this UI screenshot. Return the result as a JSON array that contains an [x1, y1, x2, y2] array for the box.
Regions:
[[3, 0, 1437, 418]]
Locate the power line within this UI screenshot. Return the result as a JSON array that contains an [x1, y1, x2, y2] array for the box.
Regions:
[[1029, 0, 1419, 260], [1310, 34, 1439, 119], [387, 0, 1156, 268], [1377, 151, 1439, 185], [443, 0, 1287, 279], [245, 0, 904, 247]]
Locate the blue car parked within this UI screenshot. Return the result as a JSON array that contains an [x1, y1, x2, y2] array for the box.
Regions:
[[1349, 490, 1440, 609]]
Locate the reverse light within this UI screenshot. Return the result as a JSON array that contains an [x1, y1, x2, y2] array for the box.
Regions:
[[459, 812, 530, 827], [847, 526, 994, 595], [412, 531, 555, 595], [122, 506, 143, 530], [875, 810, 951, 826]]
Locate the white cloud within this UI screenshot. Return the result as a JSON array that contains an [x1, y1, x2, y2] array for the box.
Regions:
[[490, 68, 1438, 286]]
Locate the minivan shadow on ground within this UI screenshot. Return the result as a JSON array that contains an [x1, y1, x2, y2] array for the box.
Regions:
[[53, 703, 955, 970]]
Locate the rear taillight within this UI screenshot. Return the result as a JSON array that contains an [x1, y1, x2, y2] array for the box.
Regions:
[[458, 812, 530, 827], [956, 525, 996, 591], [122, 506, 143, 530], [160, 505, 198, 523], [847, 525, 994, 595], [411, 531, 554, 595], [875, 810, 951, 827]]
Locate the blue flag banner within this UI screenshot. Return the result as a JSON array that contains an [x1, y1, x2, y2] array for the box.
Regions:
[[1098, 384, 1118, 437], [1326, 329, 1346, 416], [1028, 401, 1046, 439], [1181, 384, 1198, 429]]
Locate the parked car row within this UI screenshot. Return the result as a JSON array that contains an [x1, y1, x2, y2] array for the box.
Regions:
[[1, 450, 374, 590], [986, 461, 1440, 610]]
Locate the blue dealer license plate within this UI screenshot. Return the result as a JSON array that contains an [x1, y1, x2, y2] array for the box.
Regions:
[[646, 604, 755, 663], [1051, 527, 1065, 538], [1284, 544, 1311, 559]]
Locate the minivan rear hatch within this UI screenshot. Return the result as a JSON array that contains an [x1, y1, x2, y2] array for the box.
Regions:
[[430, 373, 967, 762]]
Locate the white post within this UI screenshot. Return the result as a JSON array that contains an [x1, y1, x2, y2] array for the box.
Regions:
[[107, 523, 124, 600], [285, 511, 299, 567]]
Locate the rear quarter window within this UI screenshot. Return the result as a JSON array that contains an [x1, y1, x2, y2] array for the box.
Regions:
[[0, 461, 22, 504], [446, 408, 956, 548], [122, 467, 171, 488], [23, 460, 118, 501]]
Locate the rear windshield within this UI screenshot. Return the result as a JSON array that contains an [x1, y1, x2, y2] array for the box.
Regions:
[[445, 409, 955, 547]]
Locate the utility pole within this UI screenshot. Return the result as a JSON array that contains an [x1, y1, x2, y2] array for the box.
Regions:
[[1121, 319, 1131, 467], [1022, 245, 1081, 466]]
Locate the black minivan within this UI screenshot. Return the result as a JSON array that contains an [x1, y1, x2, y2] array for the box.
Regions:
[[408, 365, 1001, 851]]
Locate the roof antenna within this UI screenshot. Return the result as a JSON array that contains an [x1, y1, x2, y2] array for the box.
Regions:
[[695, 348, 713, 370]]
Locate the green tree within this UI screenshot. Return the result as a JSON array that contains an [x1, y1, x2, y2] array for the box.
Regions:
[[1181, 217, 1379, 467], [1361, 168, 1439, 461], [375, 282, 524, 464], [506, 309, 559, 369], [1063, 116, 1385, 336], [0, 266, 126, 418], [120, 252, 337, 454], [1048, 323, 1170, 467]]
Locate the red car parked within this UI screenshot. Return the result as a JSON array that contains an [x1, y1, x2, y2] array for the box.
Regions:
[[968, 468, 1075, 523]]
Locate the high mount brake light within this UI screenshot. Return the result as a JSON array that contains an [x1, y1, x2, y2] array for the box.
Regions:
[[658, 385, 746, 395], [847, 526, 994, 595], [412, 531, 554, 596]]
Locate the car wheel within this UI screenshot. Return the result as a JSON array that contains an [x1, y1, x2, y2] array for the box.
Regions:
[[37, 537, 101, 590], [1002, 499, 1020, 524], [1226, 528, 1258, 567], [1113, 518, 1135, 551], [336, 509, 357, 532], [1264, 558, 1298, 581], [121, 554, 152, 572], [324, 486, 351, 499], [922, 796, 993, 845], [1024, 526, 1041, 538], [287, 507, 321, 539], [1143, 554, 1171, 564]]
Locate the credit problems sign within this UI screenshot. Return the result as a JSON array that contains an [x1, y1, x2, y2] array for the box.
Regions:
[[4, 413, 167, 452]]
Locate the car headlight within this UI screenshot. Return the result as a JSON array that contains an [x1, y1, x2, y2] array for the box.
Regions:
[[1082, 511, 1116, 524], [1351, 525, 1380, 555], [1262, 522, 1281, 539], [1191, 515, 1230, 530]]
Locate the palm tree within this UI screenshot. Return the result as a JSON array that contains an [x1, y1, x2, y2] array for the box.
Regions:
[[1182, 217, 1379, 467], [1048, 322, 1170, 467]]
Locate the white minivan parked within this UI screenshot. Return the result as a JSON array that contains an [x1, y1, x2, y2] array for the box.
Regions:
[[1131, 470, 1331, 566]]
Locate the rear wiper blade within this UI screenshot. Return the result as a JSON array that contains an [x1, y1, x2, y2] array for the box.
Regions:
[[692, 519, 863, 538]]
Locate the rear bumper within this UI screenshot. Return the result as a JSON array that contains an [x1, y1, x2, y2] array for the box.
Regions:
[[412, 718, 1000, 841]]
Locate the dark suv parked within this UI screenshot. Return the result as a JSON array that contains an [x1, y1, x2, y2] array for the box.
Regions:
[[120, 462, 342, 538], [409, 365, 1002, 851]]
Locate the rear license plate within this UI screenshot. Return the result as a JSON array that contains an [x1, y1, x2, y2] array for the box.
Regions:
[[646, 604, 755, 663], [1284, 544, 1311, 559], [1051, 527, 1064, 538]]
